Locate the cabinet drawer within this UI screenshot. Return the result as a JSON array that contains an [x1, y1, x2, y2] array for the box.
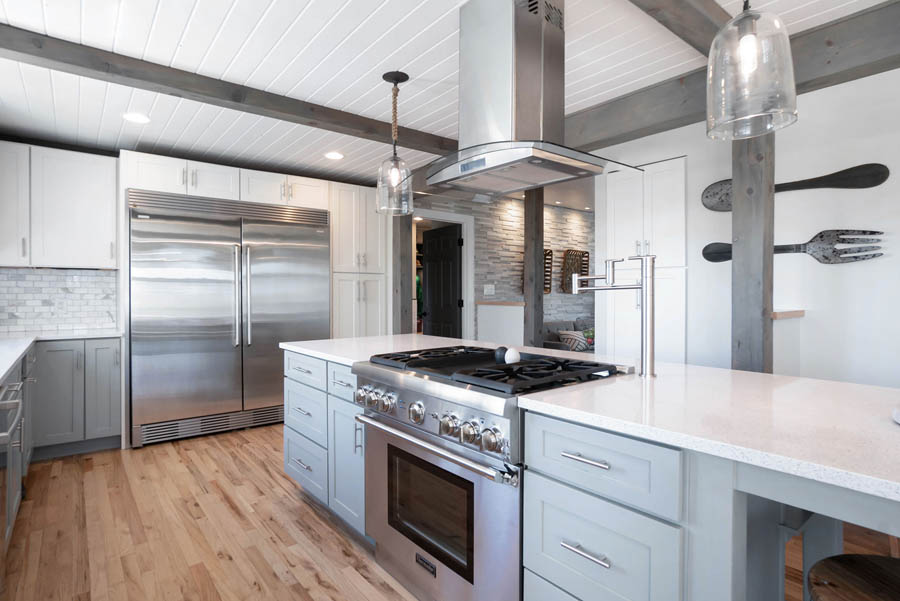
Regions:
[[525, 569, 579, 601], [284, 426, 328, 505], [524, 471, 682, 601], [284, 379, 328, 448], [284, 352, 327, 391], [327, 363, 356, 401], [525, 412, 682, 521]]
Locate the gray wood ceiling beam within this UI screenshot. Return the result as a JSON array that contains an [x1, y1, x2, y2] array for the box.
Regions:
[[565, 1, 900, 151], [628, 0, 731, 55], [0, 23, 457, 157]]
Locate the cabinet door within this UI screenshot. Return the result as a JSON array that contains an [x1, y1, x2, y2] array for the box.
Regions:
[[84, 338, 121, 440], [240, 169, 286, 205], [606, 169, 645, 262], [357, 186, 386, 273], [23, 371, 34, 473], [332, 273, 358, 338], [188, 160, 240, 200], [30, 147, 117, 269], [330, 183, 359, 272], [643, 157, 686, 268], [121, 150, 187, 194], [606, 268, 686, 365], [6, 417, 21, 545], [33, 340, 85, 447], [287, 176, 329, 211], [358, 275, 386, 336], [0, 142, 30, 266], [328, 396, 365, 534]]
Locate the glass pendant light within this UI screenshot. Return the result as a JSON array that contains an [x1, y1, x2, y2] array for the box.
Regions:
[[376, 71, 413, 216], [706, 0, 797, 140]]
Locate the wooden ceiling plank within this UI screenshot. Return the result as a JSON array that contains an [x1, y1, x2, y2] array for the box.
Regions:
[[565, 1, 900, 151], [627, 0, 731, 55], [0, 22, 458, 156]]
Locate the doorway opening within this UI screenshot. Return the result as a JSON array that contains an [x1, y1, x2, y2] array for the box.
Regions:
[[415, 218, 462, 336]]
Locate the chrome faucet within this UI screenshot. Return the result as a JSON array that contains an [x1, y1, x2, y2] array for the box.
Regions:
[[572, 255, 656, 377]]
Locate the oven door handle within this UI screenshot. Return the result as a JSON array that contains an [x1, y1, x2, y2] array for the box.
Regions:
[[355, 414, 517, 486]]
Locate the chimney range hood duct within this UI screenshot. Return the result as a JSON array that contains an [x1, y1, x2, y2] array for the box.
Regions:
[[426, 0, 638, 197]]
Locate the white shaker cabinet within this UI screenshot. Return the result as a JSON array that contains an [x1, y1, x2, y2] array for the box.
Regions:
[[122, 151, 187, 194], [331, 273, 386, 338], [240, 168, 288, 205], [358, 275, 387, 336], [332, 273, 359, 339], [331, 183, 361, 272], [0, 141, 30, 267], [187, 159, 240, 200], [606, 157, 686, 268], [287, 175, 329, 211], [357, 186, 386, 274], [30, 147, 117, 269]]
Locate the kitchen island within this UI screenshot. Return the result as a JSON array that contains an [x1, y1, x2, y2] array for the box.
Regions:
[[280, 335, 900, 601]]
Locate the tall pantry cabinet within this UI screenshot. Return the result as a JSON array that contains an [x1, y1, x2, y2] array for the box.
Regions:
[[330, 183, 387, 337]]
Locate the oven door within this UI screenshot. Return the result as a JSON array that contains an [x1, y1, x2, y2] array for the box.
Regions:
[[360, 414, 521, 601]]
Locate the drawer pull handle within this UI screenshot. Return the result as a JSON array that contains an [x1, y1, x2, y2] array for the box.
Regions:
[[292, 406, 312, 417], [332, 379, 353, 388], [560, 541, 611, 569], [292, 366, 312, 374], [292, 457, 312, 472], [561, 451, 610, 471]]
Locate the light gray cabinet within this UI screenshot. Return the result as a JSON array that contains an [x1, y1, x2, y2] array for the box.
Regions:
[[284, 424, 328, 505], [84, 339, 121, 440], [33, 340, 84, 446], [327, 396, 365, 535], [22, 345, 37, 473], [33, 338, 121, 448]]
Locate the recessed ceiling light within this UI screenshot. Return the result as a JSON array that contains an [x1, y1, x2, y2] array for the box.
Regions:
[[122, 112, 150, 124], [324, 151, 344, 160], [413, 216, 424, 221], [584, 206, 591, 210], [554, 201, 561, 204]]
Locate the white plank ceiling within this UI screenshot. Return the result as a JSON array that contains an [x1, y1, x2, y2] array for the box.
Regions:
[[0, 0, 885, 183]]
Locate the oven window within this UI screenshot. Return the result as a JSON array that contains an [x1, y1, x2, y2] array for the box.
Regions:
[[387, 444, 475, 583]]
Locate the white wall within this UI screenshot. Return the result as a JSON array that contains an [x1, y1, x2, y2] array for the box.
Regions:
[[596, 68, 900, 387]]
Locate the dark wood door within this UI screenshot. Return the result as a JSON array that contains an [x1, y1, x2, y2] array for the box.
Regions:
[[422, 224, 462, 337]]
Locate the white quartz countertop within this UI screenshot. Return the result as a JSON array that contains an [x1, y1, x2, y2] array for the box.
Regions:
[[281, 335, 900, 502], [0, 337, 35, 382], [0, 329, 123, 341]]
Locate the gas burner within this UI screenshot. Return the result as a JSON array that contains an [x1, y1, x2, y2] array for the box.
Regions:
[[371, 346, 495, 369], [452, 358, 616, 394]]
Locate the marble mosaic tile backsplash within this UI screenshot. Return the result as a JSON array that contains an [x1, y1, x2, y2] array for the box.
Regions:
[[0, 268, 118, 334]]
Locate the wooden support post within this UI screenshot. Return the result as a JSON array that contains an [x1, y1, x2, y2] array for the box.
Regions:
[[731, 134, 775, 373], [392, 216, 413, 334], [523, 188, 544, 347]]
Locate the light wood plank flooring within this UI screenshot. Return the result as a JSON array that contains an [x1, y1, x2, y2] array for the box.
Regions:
[[4, 425, 417, 601]]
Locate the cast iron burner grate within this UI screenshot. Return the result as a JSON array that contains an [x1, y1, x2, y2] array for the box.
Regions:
[[371, 346, 496, 369], [451, 358, 617, 394]]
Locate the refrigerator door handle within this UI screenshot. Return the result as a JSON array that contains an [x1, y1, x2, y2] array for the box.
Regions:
[[233, 245, 241, 347], [245, 245, 252, 346]]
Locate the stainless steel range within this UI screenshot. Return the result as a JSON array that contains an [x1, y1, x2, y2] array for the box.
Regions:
[[351, 346, 617, 601]]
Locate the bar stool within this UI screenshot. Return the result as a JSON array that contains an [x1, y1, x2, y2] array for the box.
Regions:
[[808, 554, 900, 600]]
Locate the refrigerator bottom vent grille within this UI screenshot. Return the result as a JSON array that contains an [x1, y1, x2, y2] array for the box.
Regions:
[[140, 405, 284, 445]]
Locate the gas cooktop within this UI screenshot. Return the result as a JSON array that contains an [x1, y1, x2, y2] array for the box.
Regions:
[[370, 345, 617, 395]]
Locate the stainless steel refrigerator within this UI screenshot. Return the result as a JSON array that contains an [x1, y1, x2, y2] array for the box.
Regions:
[[128, 190, 330, 446]]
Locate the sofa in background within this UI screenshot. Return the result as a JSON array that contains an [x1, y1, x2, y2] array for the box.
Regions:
[[542, 318, 595, 351]]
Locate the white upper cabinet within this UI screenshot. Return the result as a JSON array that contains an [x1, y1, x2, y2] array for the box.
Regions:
[[240, 168, 287, 205], [606, 157, 686, 268], [287, 176, 329, 211], [0, 142, 30, 267], [30, 147, 117, 269], [187, 160, 240, 200], [123, 151, 186, 194], [357, 187, 386, 274], [331, 183, 360, 273]]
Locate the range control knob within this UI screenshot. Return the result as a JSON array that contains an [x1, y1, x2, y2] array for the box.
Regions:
[[460, 421, 481, 445], [354, 386, 369, 406], [365, 388, 382, 408], [439, 414, 460, 437], [378, 392, 397, 413], [408, 402, 426, 424], [480, 427, 504, 453]]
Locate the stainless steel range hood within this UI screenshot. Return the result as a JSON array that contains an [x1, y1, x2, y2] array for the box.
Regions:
[[425, 0, 637, 196]]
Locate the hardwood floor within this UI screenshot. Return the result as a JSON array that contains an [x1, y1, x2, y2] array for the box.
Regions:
[[4, 425, 417, 601]]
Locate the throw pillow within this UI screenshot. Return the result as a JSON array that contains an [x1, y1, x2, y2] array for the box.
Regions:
[[558, 330, 589, 352], [582, 328, 595, 348]]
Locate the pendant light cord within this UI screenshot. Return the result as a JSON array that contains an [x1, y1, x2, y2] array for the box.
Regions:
[[391, 84, 399, 155]]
